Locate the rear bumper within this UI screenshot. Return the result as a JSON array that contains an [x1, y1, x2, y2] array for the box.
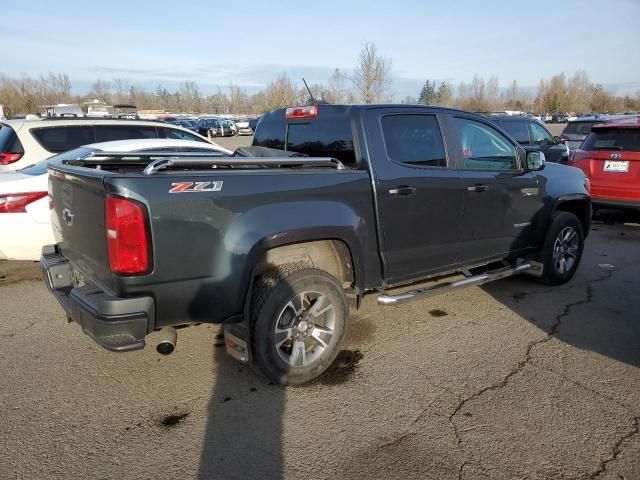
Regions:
[[41, 245, 154, 352]]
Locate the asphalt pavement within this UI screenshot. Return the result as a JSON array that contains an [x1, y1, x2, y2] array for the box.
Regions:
[[1, 132, 639, 479]]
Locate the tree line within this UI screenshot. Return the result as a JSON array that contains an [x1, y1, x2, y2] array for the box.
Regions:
[[1, 42, 638, 117]]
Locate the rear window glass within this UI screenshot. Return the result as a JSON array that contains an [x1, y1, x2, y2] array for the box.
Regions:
[[563, 121, 600, 136], [31, 126, 94, 153], [381, 114, 446, 167], [286, 123, 354, 163], [0, 124, 24, 153], [500, 121, 530, 143], [95, 125, 158, 142], [582, 129, 640, 152]]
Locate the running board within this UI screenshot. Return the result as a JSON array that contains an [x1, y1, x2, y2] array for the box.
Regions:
[[377, 262, 531, 306]]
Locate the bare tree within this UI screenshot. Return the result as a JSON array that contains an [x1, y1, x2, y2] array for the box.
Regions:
[[346, 42, 392, 103], [261, 74, 299, 112]]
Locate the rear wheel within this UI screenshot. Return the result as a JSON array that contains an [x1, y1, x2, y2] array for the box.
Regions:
[[541, 212, 584, 285], [251, 264, 348, 385]]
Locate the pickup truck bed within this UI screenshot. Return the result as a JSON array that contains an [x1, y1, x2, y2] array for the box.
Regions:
[[42, 104, 591, 384]]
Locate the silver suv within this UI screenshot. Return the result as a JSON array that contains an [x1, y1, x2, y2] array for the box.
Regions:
[[0, 117, 213, 172]]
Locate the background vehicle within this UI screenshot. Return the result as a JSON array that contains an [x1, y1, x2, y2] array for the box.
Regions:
[[84, 100, 112, 118], [0, 139, 231, 260], [42, 104, 590, 385], [112, 104, 138, 119], [248, 117, 260, 131], [561, 116, 612, 150], [41, 104, 84, 118], [0, 117, 215, 172], [488, 115, 569, 163], [235, 119, 253, 135], [170, 119, 198, 132], [570, 117, 640, 210], [196, 117, 220, 136]]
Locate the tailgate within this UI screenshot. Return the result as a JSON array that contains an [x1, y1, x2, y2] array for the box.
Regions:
[[588, 150, 640, 198], [49, 167, 113, 289]]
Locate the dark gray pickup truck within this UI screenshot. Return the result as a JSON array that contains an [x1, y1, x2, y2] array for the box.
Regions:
[[41, 104, 591, 385]]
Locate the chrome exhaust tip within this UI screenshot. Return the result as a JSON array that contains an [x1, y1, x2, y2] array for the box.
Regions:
[[156, 327, 177, 355]]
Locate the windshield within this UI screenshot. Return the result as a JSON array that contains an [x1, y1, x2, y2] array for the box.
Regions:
[[19, 146, 98, 175], [581, 129, 640, 152]]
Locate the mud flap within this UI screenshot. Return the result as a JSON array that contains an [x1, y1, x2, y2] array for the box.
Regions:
[[223, 321, 252, 365]]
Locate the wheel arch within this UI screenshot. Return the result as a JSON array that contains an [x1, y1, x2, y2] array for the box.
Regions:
[[553, 195, 592, 238]]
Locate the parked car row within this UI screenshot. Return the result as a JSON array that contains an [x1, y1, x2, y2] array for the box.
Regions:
[[168, 115, 260, 138]]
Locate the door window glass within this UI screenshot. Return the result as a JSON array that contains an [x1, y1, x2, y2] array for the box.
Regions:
[[454, 118, 518, 170], [381, 114, 447, 167], [500, 121, 530, 144], [530, 122, 553, 146]]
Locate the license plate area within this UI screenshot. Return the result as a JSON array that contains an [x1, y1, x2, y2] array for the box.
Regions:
[[604, 160, 629, 172]]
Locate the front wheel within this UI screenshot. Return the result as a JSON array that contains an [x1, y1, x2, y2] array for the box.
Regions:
[[251, 264, 348, 385], [541, 212, 584, 285]]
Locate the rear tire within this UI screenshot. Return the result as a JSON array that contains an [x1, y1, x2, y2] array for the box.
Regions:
[[251, 263, 348, 385], [541, 212, 584, 285]]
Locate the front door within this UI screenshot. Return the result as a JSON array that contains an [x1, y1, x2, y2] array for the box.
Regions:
[[447, 115, 542, 264], [365, 109, 463, 284]]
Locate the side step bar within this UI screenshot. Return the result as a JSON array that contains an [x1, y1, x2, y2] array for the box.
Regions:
[[377, 262, 531, 306]]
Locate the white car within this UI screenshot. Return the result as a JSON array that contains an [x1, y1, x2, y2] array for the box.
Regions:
[[0, 117, 217, 173], [235, 120, 253, 136], [0, 139, 231, 260]]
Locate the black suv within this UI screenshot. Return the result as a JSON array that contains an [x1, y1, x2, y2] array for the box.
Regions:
[[488, 115, 569, 164]]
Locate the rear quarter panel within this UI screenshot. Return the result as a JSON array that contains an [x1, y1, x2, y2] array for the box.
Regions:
[[105, 168, 379, 327]]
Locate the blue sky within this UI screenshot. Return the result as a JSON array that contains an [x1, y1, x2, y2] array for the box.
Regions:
[[3, 0, 640, 98]]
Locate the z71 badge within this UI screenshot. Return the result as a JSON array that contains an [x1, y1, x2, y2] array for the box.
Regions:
[[169, 181, 223, 193]]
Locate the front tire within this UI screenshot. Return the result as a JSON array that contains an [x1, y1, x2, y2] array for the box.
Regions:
[[541, 212, 584, 285], [251, 264, 349, 385]]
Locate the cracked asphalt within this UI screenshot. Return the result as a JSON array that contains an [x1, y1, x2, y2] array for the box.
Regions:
[[2, 217, 638, 479], [1, 134, 638, 479]]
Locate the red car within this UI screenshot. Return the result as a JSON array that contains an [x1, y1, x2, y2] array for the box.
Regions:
[[570, 117, 640, 210]]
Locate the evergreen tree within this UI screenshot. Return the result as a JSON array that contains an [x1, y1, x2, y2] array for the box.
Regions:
[[418, 80, 437, 104]]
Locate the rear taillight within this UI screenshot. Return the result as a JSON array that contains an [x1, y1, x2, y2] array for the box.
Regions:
[[285, 105, 319, 119], [0, 191, 48, 213], [0, 152, 23, 165], [105, 194, 151, 275]]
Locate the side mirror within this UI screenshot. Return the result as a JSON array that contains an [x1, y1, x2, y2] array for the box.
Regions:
[[527, 151, 545, 171], [553, 135, 562, 145]]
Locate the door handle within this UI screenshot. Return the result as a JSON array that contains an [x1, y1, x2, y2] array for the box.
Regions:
[[388, 186, 416, 196], [467, 184, 489, 193]]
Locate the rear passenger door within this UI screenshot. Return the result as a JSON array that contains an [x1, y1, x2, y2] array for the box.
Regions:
[[446, 115, 542, 263], [365, 108, 463, 284]]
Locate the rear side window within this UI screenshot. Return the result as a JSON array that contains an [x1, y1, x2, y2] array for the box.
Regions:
[[582, 129, 640, 152], [286, 122, 354, 163], [253, 119, 285, 150], [31, 126, 94, 153], [500, 121, 530, 143], [381, 114, 446, 167], [0, 125, 24, 153], [563, 121, 599, 136], [158, 127, 207, 142], [95, 125, 157, 142]]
